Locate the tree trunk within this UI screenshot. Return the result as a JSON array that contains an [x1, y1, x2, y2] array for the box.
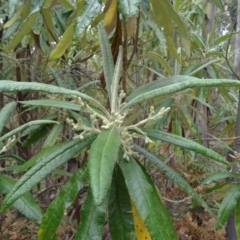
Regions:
[[226, 0, 240, 239]]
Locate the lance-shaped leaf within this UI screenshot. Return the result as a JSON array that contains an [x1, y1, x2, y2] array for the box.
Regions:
[[202, 172, 240, 186], [0, 135, 96, 212], [98, 23, 114, 101], [49, 23, 74, 60], [216, 183, 240, 229], [89, 127, 120, 205], [134, 145, 213, 215], [38, 162, 89, 240], [108, 164, 134, 240], [0, 102, 16, 134], [119, 150, 177, 240], [74, 188, 107, 240], [0, 174, 42, 224], [143, 129, 229, 165], [76, 0, 102, 35], [0, 80, 107, 114], [123, 76, 240, 110], [20, 99, 81, 111], [5, 9, 39, 51], [0, 120, 58, 143]]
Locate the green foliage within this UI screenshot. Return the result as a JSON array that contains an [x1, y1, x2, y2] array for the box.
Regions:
[[1, 0, 240, 239]]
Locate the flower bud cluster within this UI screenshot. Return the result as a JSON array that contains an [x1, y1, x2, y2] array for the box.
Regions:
[[0, 135, 16, 154]]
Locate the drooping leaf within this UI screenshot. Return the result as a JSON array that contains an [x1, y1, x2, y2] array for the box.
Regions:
[[89, 127, 120, 205], [74, 188, 107, 240], [76, 0, 102, 35], [0, 174, 42, 224], [0, 135, 96, 212], [0, 120, 58, 143], [134, 145, 213, 215], [0, 80, 106, 112], [103, 0, 117, 34], [5, 8, 40, 51], [0, 102, 16, 135], [124, 76, 240, 110], [119, 150, 177, 240], [108, 164, 135, 240], [216, 183, 240, 229], [48, 23, 74, 60], [0, 154, 25, 164], [202, 172, 240, 186], [38, 162, 89, 240], [20, 99, 81, 111], [142, 129, 229, 164], [131, 200, 151, 240]]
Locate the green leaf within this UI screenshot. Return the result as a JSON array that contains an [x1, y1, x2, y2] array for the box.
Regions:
[[42, 124, 63, 148], [5, 9, 39, 51], [0, 102, 16, 135], [0, 120, 58, 143], [235, 198, 240, 239], [98, 23, 114, 101], [134, 145, 213, 215], [211, 0, 223, 9], [20, 99, 81, 111], [118, 0, 141, 18], [148, 52, 173, 76], [0, 135, 96, 212], [74, 188, 107, 240], [216, 183, 240, 229], [124, 76, 240, 110], [48, 23, 74, 60], [76, 0, 102, 35], [108, 164, 135, 240], [119, 150, 177, 240], [143, 129, 228, 164], [22, 124, 54, 147], [38, 162, 89, 240], [0, 174, 42, 224], [0, 80, 107, 113], [0, 154, 25, 164], [202, 172, 240, 186], [89, 127, 120, 205]]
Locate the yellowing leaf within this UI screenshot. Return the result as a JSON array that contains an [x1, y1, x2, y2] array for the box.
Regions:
[[131, 201, 151, 240], [48, 23, 74, 61], [103, 0, 117, 34]]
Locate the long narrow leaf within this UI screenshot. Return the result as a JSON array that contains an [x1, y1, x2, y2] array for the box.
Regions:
[[0, 102, 16, 134], [0, 120, 58, 143], [134, 145, 214, 215], [108, 164, 135, 240], [0, 135, 96, 212], [123, 77, 240, 110], [216, 183, 240, 229], [74, 188, 107, 240], [0, 174, 42, 224], [89, 127, 120, 205], [202, 172, 240, 186], [0, 80, 107, 114], [119, 150, 177, 240], [20, 99, 81, 111], [143, 129, 229, 164], [98, 23, 114, 101], [38, 162, 89, 240]]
